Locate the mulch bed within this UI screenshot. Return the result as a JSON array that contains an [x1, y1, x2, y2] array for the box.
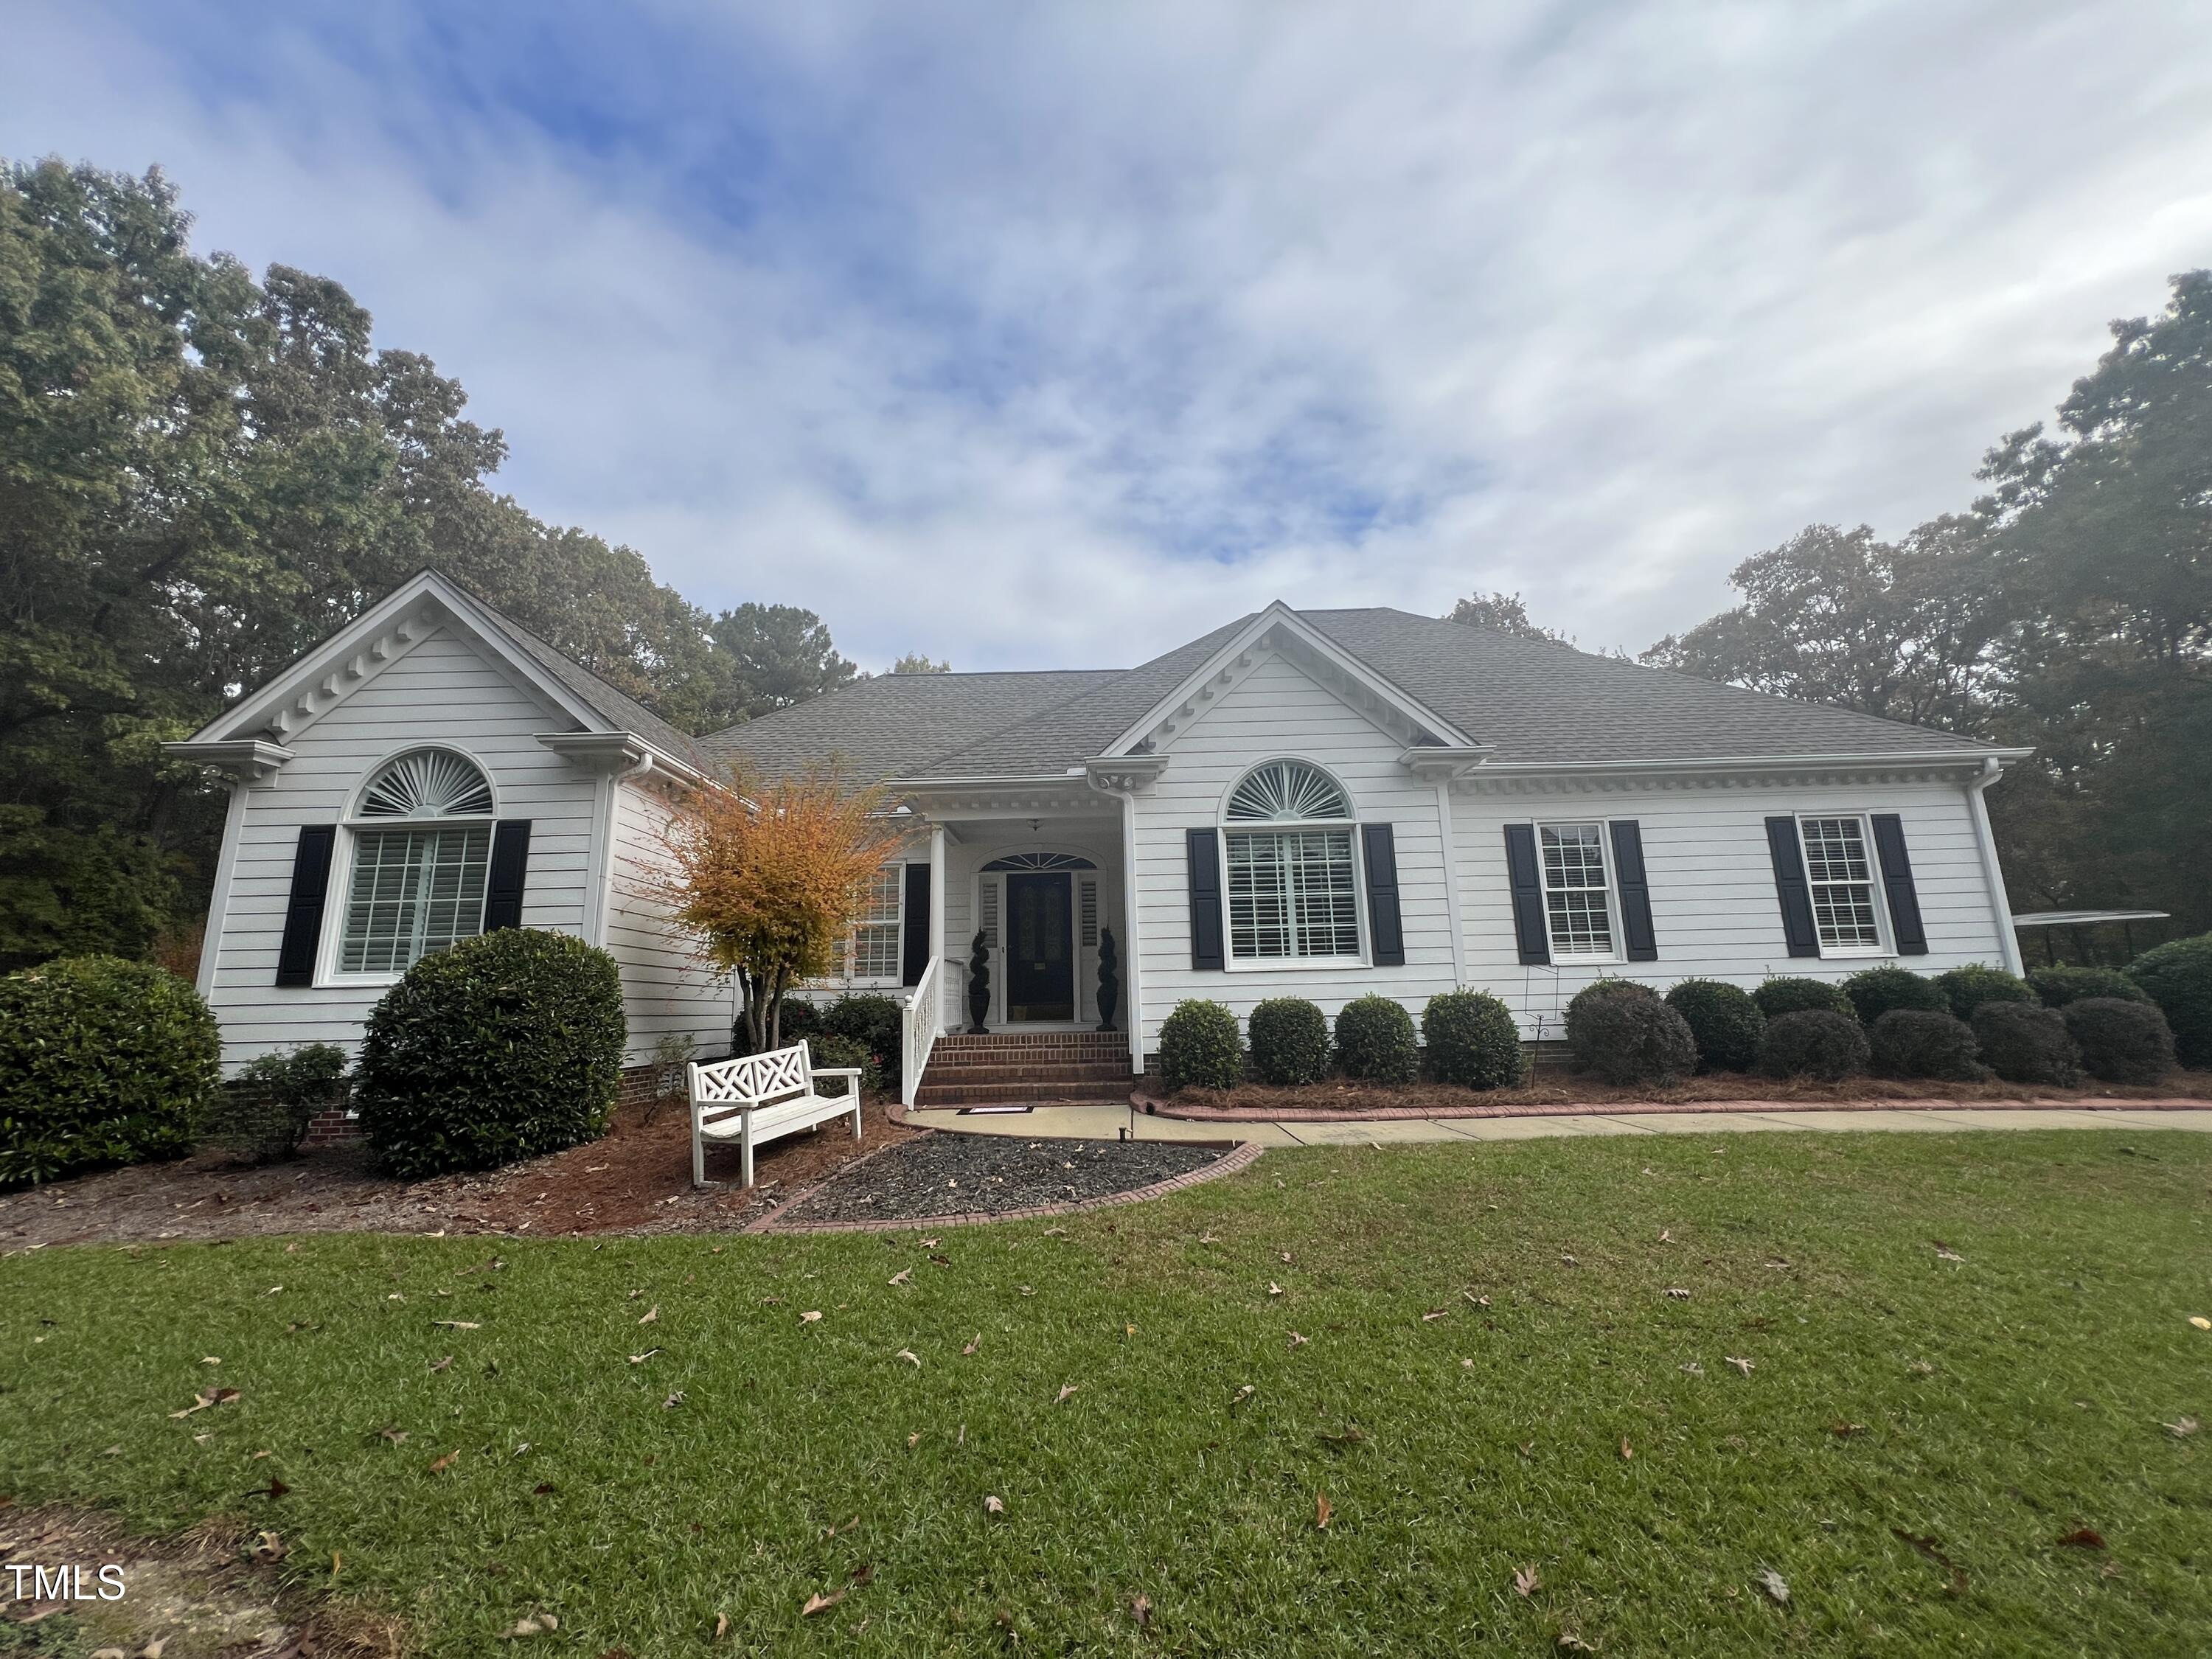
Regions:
[[1147, 1070, 2212, 1121], [765, 1134, 1234, 1229], [0, 1096, 919, 1251]]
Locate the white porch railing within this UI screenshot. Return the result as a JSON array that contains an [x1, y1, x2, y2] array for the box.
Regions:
[[900, 954, 944, 1107]]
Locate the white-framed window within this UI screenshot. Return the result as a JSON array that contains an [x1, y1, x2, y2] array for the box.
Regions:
[[1222, 760, 1363, 963], [1538, 821, 1616, 959], [846, 865, 904, 979], [335, 749, 496, 975], [1798, 815, 1884, 953]]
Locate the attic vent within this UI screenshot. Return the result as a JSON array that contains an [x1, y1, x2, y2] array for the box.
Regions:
[[359, 750, 493, 818], [1226, 760, 1350, 823]]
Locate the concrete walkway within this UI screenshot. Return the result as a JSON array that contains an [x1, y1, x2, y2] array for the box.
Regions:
[[903, 1101, 2212, 1147]]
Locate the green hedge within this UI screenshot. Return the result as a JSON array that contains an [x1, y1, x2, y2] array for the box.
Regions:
[[1843, 966, 1947, 1025], [1422, 992, 1525, 1090], [1759, 1009, 1869, 1082], [1158, 1000, 1244, 1092], [1969, 1001, 2081, 1088], [821, 993, 905, 1092], [1933, 964, 2035, 1023], [0, 954, 220, 1187], [212, 1043, 351, 1164], [1663, 980, 1766, 1074], [2062, 998, 2175, 1085], [1570, 995, 1698, 1088], [1752, 977, 1854, 1020], [1248, 998, 1332, 1085], [1333, 995, 1418, 1083], [2028, 965, 2150, 1009], [2126, 933, 2212, 1070], [356, 930, 626, 1179], [1867, 1009, 1985, 1082]]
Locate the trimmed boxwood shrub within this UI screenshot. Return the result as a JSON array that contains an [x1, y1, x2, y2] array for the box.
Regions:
[[1759, 1009, 1870, 1082], [1570, 995, 1698, 1088], [357, 929, 627, 1178], [1333, 995, 1419, 1083], [215, 1043, 352, 1164], [1868, 1009, 1986, 1082], [2062, 998, 2176, 1085], [1248, 998, 1332, 1085], [0, 955, 220, 1187], [1969, 1001, 2081, 1087], [1158, 999, 1243, 1091], [1752, 977, 1854, 1020], [1422, 991, 1525, 1090], [2028, 964, 2151, 1009], [822, 992, 905, 1091], [1843, 966, 1947, 1026], [2127, 933, 2212, 1070], [807, 1032, 885, 1096], [1564, 979, 1655, 1071], [1664, 980, 1766, 1074], [1933, 964, 2035, 1023]]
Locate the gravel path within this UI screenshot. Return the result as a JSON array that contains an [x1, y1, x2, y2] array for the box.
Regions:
[[777, 1133, 1228, 1225]]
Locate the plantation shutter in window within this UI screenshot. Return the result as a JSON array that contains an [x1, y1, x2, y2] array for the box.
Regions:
[[1608, 820, 1658, 962], [1503, 823, 1549, 965], [1186, 827, 1225, 971], [902, 863, 931, 987], [274, 824, 337, 987], [1869, 813, 1928, 956], [1764, 815, 1821, 958], [482, 820, 532, 933], [1361, 824, 1405, 967]]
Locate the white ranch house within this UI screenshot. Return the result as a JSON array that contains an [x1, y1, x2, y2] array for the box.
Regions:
[[170, 569, 2031, 1102]]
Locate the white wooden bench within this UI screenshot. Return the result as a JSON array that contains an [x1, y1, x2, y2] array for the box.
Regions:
[[688, 1042, 863, 1189]]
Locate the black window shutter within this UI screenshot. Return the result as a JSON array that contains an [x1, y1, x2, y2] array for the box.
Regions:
[[1869, 813, 1928, 955], [483, 820, 532, 933], [901, 863, 931, 986], [1503, 824, 1550, 965], [274, 825, 336, 987], [1361, 824, 1406, 967], [1186, 828, 1225, 970], [1608, 820, 1658, 961], [1764, 815, 1821, 958]]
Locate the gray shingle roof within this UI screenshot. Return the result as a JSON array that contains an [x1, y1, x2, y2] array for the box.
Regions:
[[699, 605, 1989, 782], [473, 609, 715, 774]]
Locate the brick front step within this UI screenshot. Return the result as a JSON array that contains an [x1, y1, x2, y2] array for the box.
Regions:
[[922, 1060, 1131, 1081], [933, 1034, 1127, 1055], [917, 1030, 1135, 1105], [913, 1079, 1136, 1106]]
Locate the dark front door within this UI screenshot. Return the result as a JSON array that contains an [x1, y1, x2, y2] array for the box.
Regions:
[[1005, 872, 1074, 1020]]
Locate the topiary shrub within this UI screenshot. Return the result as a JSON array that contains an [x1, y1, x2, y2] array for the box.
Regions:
[[1563, 979, 1655, 1071], [1158, 1000, 1244, 1092], [1969, 1001, 2081, 1087], [1933, 964, 2035, 1023], [2062, 998, 2177, 1085], [1422, 991, 1525, 1090], [822, 992, 905, 1092], [1843, 966, 1948, 1026], [1752, 976, 1855, 1020], [1868, 1009, 1986, 1082], [2028, 964, 2151, 1009], [1759, 1009, 1871, 1082], [807, 1032, 885, 1096], [2127, 933, 2212, 1070], [1570, 995, 1698, 1088], [1333, 995, 1419, 1083], [357, 929, 626, 1179], [1664, 979, 1767, 1074], [1248, 998, 1332, 1085], [0, 954, 220, 1187], [213, 1043, 351, 1164]]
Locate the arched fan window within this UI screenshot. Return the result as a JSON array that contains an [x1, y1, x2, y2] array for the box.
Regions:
[[1225, 760, 1352, 824], [1221, 761, 1360, 961], [339, 750, 495, 974], [358, 750, 494, 818]]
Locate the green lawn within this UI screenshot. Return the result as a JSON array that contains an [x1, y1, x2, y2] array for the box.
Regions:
[[3, 1131, 2208, 1655]]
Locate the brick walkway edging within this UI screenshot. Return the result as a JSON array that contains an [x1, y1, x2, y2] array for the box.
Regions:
[[1133, 1092, 2211, 1123], [745, 1138, 1265, 1235]]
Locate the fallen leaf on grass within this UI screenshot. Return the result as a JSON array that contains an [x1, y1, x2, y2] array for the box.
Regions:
[[429, 1355, 453, 1374], [1933, 1243, 1965, 1264], [432, 1321, 481, 1331], [1830, 1422, 1868, 1437], [628, 1348, 661, 1365], [849, 1562, 874, 1587], [1891, 1528, 1969, 1596], [1421, 1308, 1448, 1322], [1725, 1356, 1755, 1376], [919, 1237, 941, 1248], [1514, 1564, 1540, 1597], [501, 1613, 557, 1638], [1197, 1231, 1219, 1245], [1756, 1568, 1789, 1604], [1556, 1633, 1593, 1652], [1559, 1253, 1578, 1267], [533, 1483, 555, 1495], [1658, 1228, 1673, 1243], [895, 1349, 921, 1368], [2191, 1316, 2211, 1331], [249, 1476, 290, 1500], [1318, 1426, 1367, 1447], [905, 1433, 920, 1449], [800, 1310, 822, 1324], [1130, 1592, 1151, 1628], [983, 1495, 1004, 1514], [1907, 1359, 1935, 1375], [2057, 1528, 2106, 1550], [201, 1356, 220, 1366], [1231, 1385, 1255, 1408], [636, 1307, 658, 1326], [1042, 1226, 1067, 1237], [428, 1450, 459, 1473], [888, 1269, 911, 1287], [1464, 1292, 1491, 1308], [664, 1392, 686, 1410], [1287, 1331, 1309, 1350], [1267, 1282, 1284, 1298], [1618, 1437, 1633, 1461], [1054, 1384, 1079, 1405], [1018, 1285, 1035, 1297], [1314, 1490, 1332, 1530], [1664, 1287, 1690, 1301], [2163, 1416, 2199, 1438], [714, 1613, 729, 1640], [801, 1589, 846, 1616], [248, 1530, 286, 1564], [168, 1387, 241, 1419], [1680, 1362, 1704, 1377]]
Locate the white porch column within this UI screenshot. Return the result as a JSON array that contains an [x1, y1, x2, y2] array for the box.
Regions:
[[928, 821, 947, 981], [1118, 790, 1145, 1071]]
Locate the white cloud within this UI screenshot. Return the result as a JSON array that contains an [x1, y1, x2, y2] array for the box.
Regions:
[[6, 0, 2210, 671]]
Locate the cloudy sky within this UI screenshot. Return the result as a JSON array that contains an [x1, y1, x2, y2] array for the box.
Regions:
[[7, 2, 2211, 670]]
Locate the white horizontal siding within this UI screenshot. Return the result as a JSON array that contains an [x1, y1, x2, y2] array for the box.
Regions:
[[203, 625, 601, 1072], [603, 777, 737, 1067]]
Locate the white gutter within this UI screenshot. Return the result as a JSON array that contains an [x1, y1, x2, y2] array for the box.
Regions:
[[1458, 748, 2035, 781], [1964, 756, 2026, 976]]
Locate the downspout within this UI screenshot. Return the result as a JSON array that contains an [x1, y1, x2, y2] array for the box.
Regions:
[[1964, 757, 2025, 977], [1433, 776, 1469, 987]]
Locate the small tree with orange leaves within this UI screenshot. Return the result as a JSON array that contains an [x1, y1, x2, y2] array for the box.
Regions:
[[658, 765, 904, 1053]]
